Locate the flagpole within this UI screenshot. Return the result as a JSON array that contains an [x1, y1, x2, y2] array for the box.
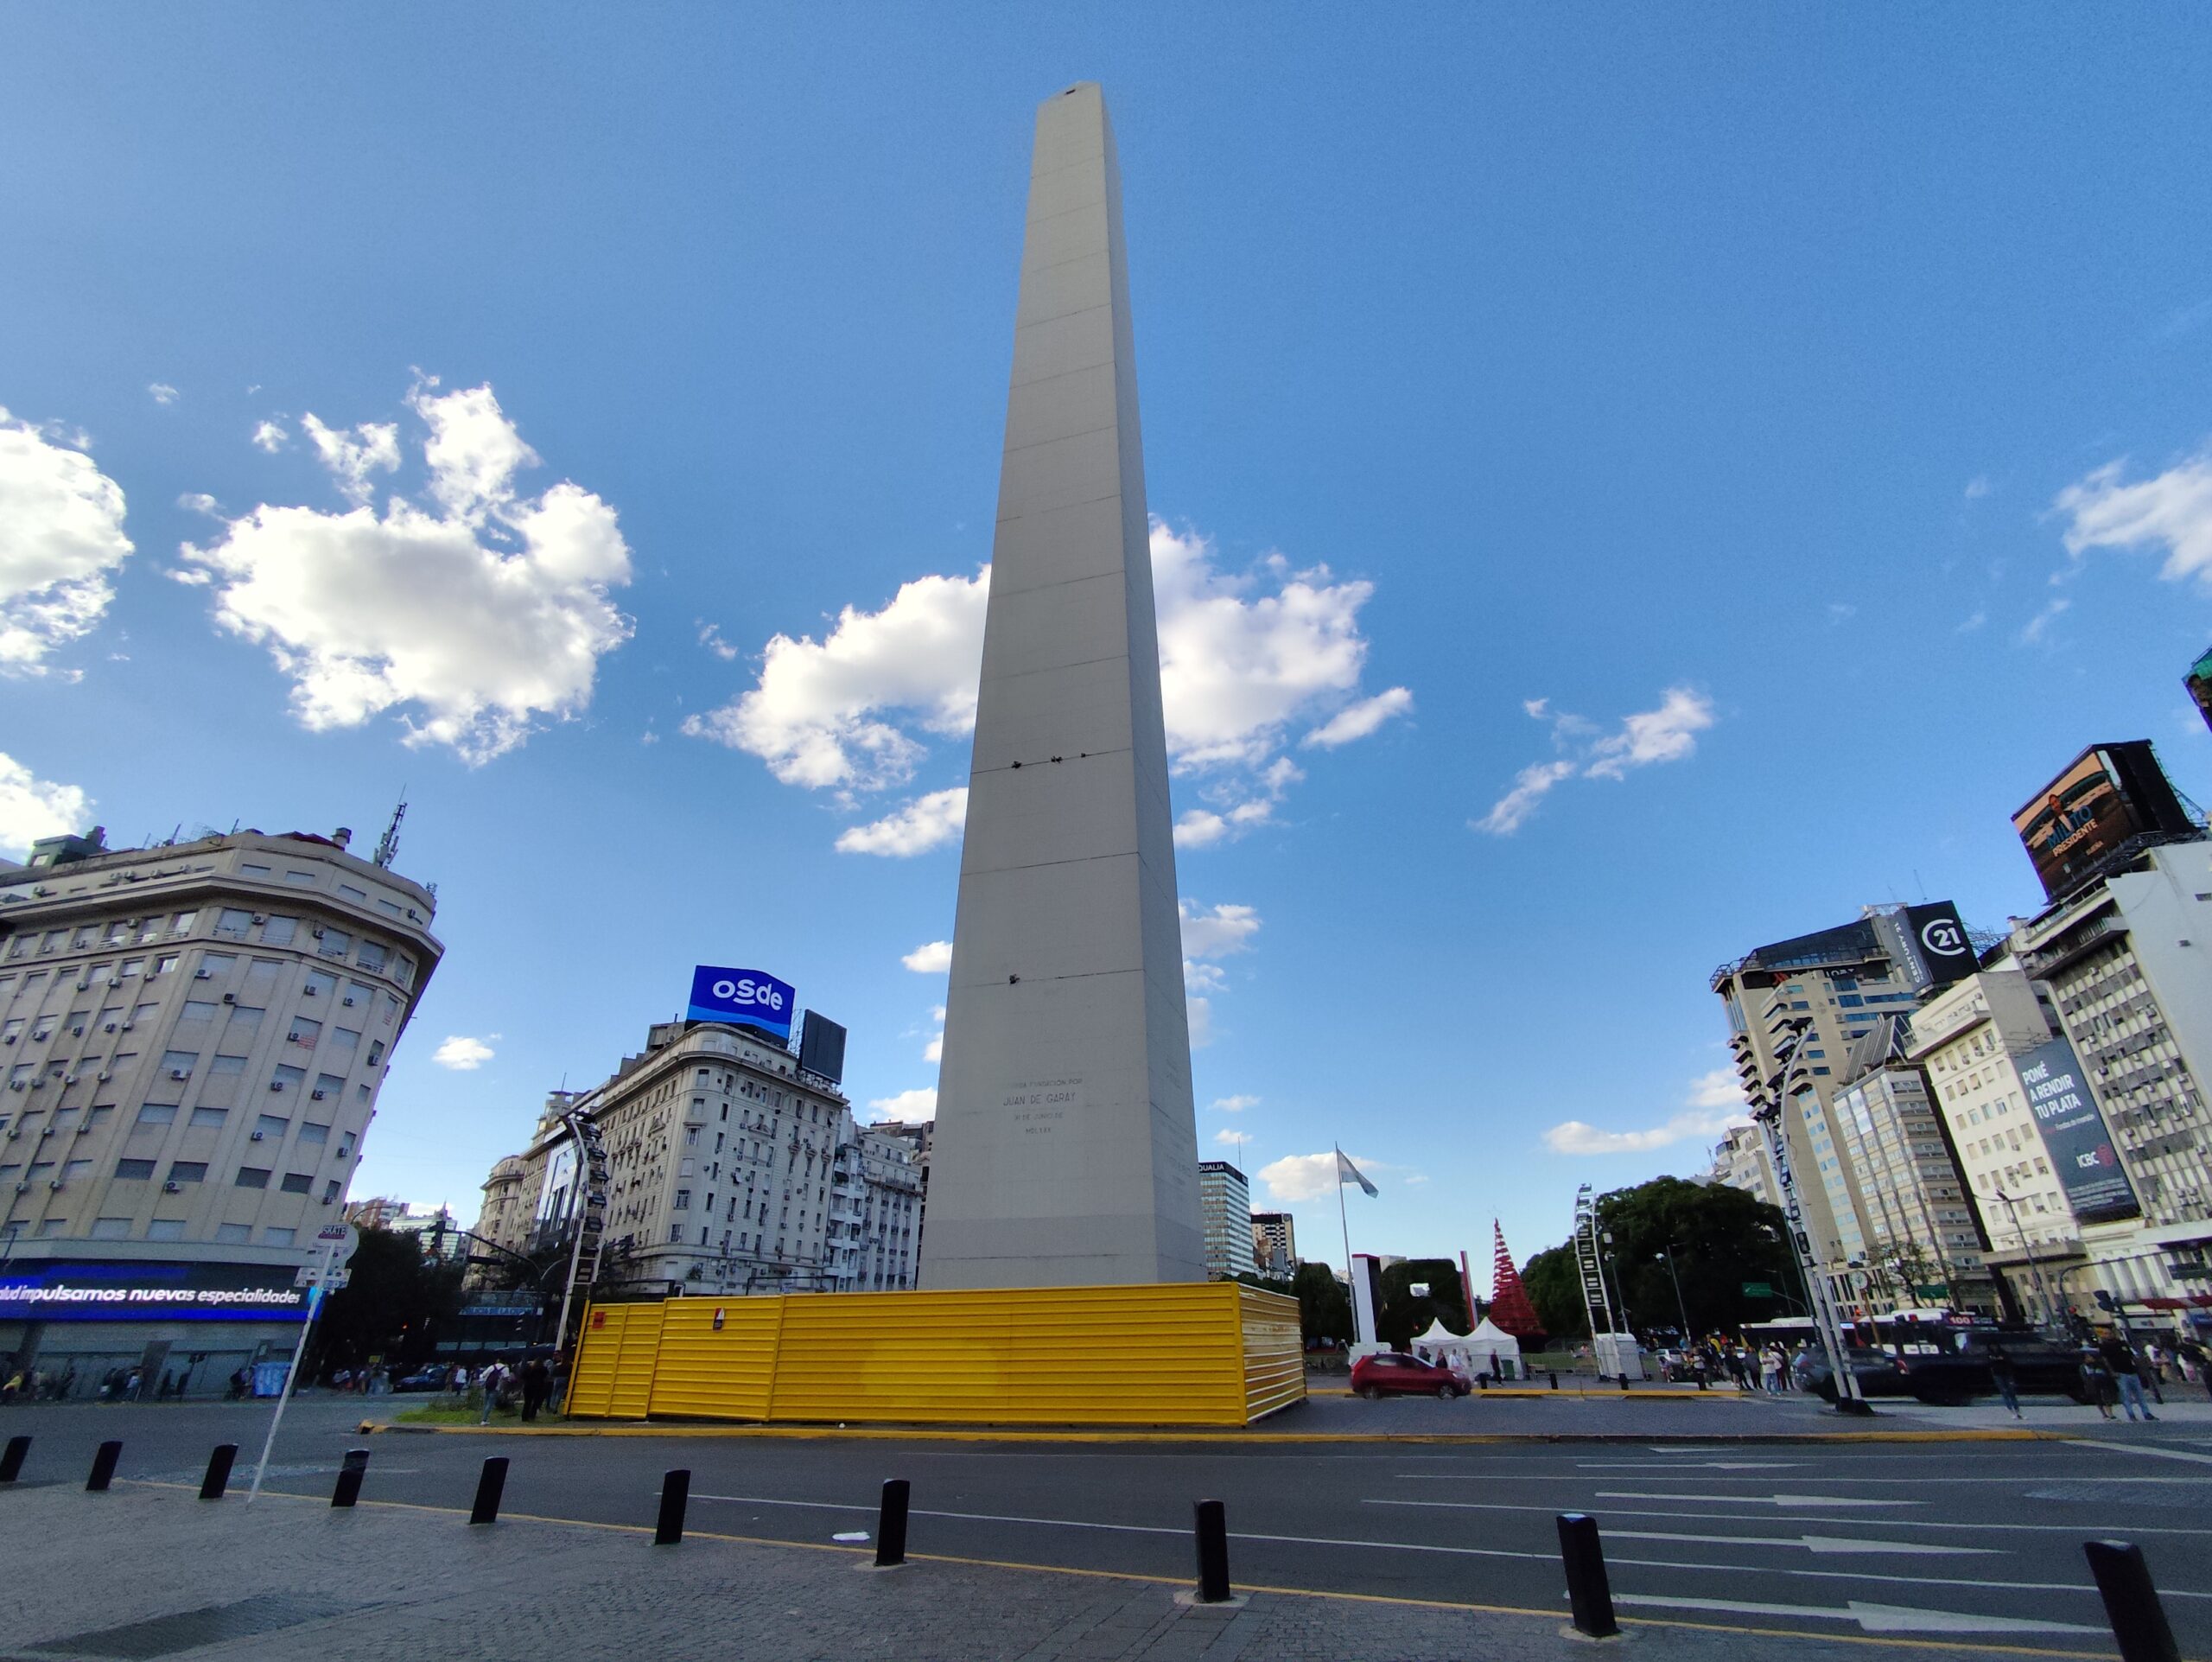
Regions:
[[1336, 1143, 1354, 1289]]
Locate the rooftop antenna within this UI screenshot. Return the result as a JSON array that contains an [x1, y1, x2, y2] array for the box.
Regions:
[[372, 793, 407, 870]]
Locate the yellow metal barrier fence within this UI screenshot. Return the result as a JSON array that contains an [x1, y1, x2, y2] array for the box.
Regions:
[[564, 1281, 1304, 1427]]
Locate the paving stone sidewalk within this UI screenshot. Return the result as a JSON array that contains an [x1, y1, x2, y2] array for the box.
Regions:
[[0, 1481, 2101, 1661]]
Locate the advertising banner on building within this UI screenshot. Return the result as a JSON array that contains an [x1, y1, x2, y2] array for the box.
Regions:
[[1901, 901, 1976, 989], [0, 1260, 309, 1323], [2018, 1036, 2139, 1223], [686, 965, 797, 1041]]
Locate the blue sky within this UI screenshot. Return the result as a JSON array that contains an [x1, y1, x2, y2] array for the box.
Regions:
[[3, 9, 2209, 1281]]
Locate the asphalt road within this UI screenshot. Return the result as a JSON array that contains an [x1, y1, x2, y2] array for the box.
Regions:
[[5, 1396, 2208, 1653]]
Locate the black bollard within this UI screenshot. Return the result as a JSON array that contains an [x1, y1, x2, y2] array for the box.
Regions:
[[1618, 1374, 1630, 1391], [0, 1434, 29, 1482], [200, 1443, 238, 1500], [1558, 1512, 1619, 1639], [1549, 1371, 1560, 1391], [1193, 1498, 1232, 1604], [655, 1468, 690, 1544], [875, 1478, 910, 1567], [330, 1447, 369, 1508], [86, 1439, 121, 1493], [2083, 1540, 2180, 1662], [470, 1455, 509, 1525]]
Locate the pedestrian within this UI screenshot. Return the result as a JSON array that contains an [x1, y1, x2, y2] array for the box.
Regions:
[[123, 1368, 141, 1403], [521, 1356, 549, 1422], [2101, 1334, 2155, 1421], [2139, 1349, 2166, 1408], [1987, 1343, 2022, 1419], [2079, 1347, 2116, 1420], [1, 1367, 20, 1404]]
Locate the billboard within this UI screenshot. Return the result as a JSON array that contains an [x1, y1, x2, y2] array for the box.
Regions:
[[0, 1259, 310, 1323], [2189, 648, 2212, 735], [1901, 901, 1976, 989], [2018, 1036, 2139, 1224], [687, 965, 796, 1041], [2012, 742, 2196, 903], [798, 1011, 848, 1084]]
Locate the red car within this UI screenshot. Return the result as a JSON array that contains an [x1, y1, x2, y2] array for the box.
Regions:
[[1351, 1351, 1474, 1400]]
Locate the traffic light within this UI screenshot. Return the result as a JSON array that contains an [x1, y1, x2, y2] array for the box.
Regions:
[[2093, 1289, 2116, 1312]]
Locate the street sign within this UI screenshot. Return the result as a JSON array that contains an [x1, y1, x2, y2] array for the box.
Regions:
[[295, 1266, 351, 1290], [1742, 1282, 1776, 1298], [314, 1223, 359, 1262]]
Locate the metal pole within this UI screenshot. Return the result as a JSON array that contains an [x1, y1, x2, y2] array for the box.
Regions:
[[1662, 1245, 1694, 1341], [550, 1114, 593, 1359], [1994, 1189, 2055, 1325], [0, 1434, 28, 1482], [1557, 1512, 1619, 1638], [200, 1443, 238, 1500], [1193, 1499, 1232, 1603], [470, 1456, 509, 1525], [655, 1468, 690, 1544], [2083, 1540, 2181, 1662], [249, 1242, 332, 1501], [875, 1479, 910, 1566]]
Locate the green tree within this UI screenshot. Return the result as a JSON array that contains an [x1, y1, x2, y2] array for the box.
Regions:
[[1289, 1262, 1352, 1346], [1376, 1258, 1469, 1348], [1520, 1176, 1795, 1345], [308, 1227, 464, 1377]]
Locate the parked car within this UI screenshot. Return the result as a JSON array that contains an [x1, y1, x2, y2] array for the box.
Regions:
[[394, 1366, 454, 1393], [1350, 1351, 1473, 1400]]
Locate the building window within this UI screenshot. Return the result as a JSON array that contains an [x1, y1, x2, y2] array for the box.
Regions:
[[280, 1173, 313, 1194], [264, 1226, 295, 1245], [135, 1104, 177, 1127], [188, 1107, 226, 1129], [114, 1158, 156, 1181], [168, 1162, 207, 1183], [89, 1217, 130, 1239], [145, 1219, 187, 1242], [673, 1190, 691, 1210], [235, 1167, 271, 1189], [214, 1222, 251, 1244]]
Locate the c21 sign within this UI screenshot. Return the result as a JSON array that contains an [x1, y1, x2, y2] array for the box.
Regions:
[[687, 965, 797, 1041]]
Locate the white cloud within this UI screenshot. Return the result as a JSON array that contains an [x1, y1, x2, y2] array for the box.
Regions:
[[184, 381, 633, 764], [1474, 760, 1576, 836], [923, 1032, 943, 1063], [1185, 996, 1215, 1050], [1211, 1127, 1249, 1149], [251, 420, 288, 454], [2018, 597, 2070, 646], [431, 1035, 496, 1071], [835, 786, 968, 856], [901, 939, 953, 973], [148, 383, 179, 406], [1184, 961, 1229, 995], [1543, 1070, 1750, 1155], [1478, 688, 1715, 834], [0, 408, 135, 672], [1179, 900, 1260, 959], [1964, 475, 1992, 500], [867, 1086, 937, 1122], [2056, 446, 2212, 588], [1958, 609, 1986, 634], [1303, 685, 1413, 748], [693, 519, 1405, 847], [1259, 1150, 1400, 1202], [697, 620, 739, 661], [1826, 602, 1857, 624], [1685, 1068, 1750, 1111], [0, 753, 89, 856], [300, 414, 401, 506], [1211, 1094, 1260, 1113]]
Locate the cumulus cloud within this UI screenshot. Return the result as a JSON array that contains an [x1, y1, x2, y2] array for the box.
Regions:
[[300, 414, 401, 506], [0, 753, 90, 856], [251, 420, 288, 454], [836, 787, 968, 856], [1185, 996, 1215, 1049], [1179, 900, 1260, 960], [431, 1035, 496, 1071], [867, 1086, 937, 1122], [1476, 688, 1715, 834], [148, 383, 180, 406], [1211, 1128, 1249, 1149], [1541, 1069, 1751, 1155], [697, 620, 739, 661], [2056, 445, 2212, 588], [901, 939, 953, 973], [691, 519, 1406, 848], [1260, 1150, 1400, 1202], [1964, 475, 1992, 500], [184, 380, 633, 764], [1211, 1094, 1260, 1113], [0, 409, 135, 672]]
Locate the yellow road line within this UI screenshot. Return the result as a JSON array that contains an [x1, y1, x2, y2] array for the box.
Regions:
[[122, 1479, 2134, 1660]]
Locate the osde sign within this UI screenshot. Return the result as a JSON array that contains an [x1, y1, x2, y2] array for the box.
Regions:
[[686, 965, 798, 1041]]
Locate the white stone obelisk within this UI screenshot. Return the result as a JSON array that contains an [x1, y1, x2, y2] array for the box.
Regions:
[[918, 83, 1205, 1289]]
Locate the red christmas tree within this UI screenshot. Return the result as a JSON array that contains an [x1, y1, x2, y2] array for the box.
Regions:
[[1487, 1219, 1546, 1339]]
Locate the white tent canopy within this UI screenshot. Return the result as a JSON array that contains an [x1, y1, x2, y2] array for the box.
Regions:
[[1412, 1318, 1524, 1379]]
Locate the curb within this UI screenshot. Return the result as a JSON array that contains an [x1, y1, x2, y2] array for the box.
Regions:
[[370, 1420, 2071, 1446]]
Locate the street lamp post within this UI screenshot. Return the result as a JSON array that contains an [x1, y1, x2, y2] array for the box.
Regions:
[[1749, 1016, 1872, 1416], [1656, 1245, 1694, 1342], [1991, 1188, 2056, 1330]]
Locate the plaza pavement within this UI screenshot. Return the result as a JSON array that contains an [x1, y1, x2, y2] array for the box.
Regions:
[[0, 1474, 2152, 1661]]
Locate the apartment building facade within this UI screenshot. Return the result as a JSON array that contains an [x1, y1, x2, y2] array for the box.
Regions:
[[0, 825, 441, 1396], [1251, 1210, 1297, 1277], [1198, 1160, 1254, 1279], [486, 1018, 922, 1300]]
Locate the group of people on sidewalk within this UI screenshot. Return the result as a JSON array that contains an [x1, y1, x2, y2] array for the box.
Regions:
[[1980, 1331, 2188, 1421], [448, 1357, 557, 1421]]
